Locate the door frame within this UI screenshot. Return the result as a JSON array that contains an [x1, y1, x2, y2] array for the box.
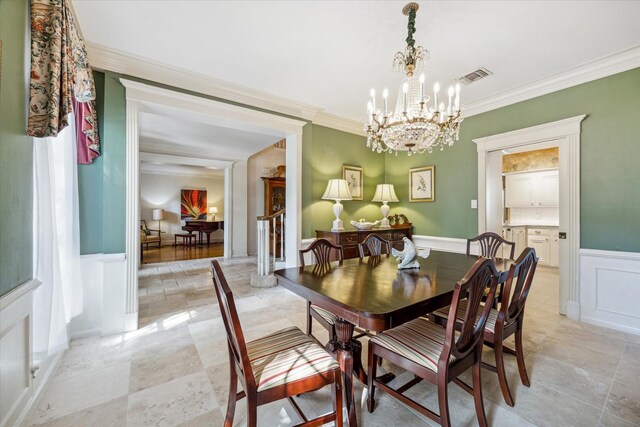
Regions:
[[121, 79, 306, 332], [473, 115, 586, 319]]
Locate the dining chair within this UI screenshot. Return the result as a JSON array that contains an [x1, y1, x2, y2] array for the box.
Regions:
[[367, 257, 500, 427], [211, 260, 343, 427], [358, 233, 392, 258], [467, 232, 515, 260], [299, 239, 344, 344], [432, 247, 538, 407]]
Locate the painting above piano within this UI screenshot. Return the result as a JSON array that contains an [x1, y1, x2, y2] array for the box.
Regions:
[[181, 189, 208, 220]]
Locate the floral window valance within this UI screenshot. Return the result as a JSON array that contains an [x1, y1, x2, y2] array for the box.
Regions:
[[27, 0, 100, 164]]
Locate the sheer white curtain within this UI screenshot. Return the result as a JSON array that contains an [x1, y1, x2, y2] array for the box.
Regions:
[[32, 113, 83, 364]]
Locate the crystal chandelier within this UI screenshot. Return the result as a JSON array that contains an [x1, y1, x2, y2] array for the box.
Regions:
[[365, 3, 463, 156]]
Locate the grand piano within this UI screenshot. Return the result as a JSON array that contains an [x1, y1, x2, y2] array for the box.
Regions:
[[182, 220, 224, 246]]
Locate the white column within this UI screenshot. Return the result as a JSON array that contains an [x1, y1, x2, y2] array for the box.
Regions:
[[124, 99, 139, 332], [285, 131, 303, 268], [224, 166, 232, 258], [561, 133, 581, 319], [232, 160, 248, 257]]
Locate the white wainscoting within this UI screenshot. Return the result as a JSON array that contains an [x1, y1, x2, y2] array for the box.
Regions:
[[580, 248, 640, 336], [0, 278, 51, 427], [70, 253, 127, 339], [412, 235, 476, 254]]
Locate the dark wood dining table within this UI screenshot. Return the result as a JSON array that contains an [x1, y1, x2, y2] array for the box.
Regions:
[[274, 250, 511, 427]]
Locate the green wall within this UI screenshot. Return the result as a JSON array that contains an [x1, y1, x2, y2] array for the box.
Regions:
[[80, 73, 373, 251], [0, 0, 33, 297], [385, 67, 640, 253], [82, 67, 640, 254], [305, 125, 383, 238]]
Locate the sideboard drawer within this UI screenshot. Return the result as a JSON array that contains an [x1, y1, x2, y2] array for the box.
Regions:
[[340, 233, 359, 244]]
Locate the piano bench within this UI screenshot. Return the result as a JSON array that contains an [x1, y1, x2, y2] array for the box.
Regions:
[[175, 233, 196, 247]]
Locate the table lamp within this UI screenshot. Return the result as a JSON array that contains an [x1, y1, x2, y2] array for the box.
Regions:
[[209, 206, 218, 221], [322, 179, 352, 231], [152, 208, 165, 244], [372, 184, 399, 228]]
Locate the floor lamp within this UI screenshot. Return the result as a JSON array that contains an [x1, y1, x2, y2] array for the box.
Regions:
[[152, 208, 164, 246]]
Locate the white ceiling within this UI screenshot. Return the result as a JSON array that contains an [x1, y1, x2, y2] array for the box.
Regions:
[[74, 0, 640, 122]]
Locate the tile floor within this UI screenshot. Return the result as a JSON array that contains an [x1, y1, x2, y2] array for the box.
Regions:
[[29, 256, 640, 426]]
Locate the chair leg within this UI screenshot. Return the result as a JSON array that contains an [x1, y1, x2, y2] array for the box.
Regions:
[[333, 370, 344, 427], [306, 302, 313, 337], [515, 327, 531, 387], [437, 375, 451, 427], [472, 357, 489, 427], [494, 338, 515, 406], [246, 395, 258, 427], [367, 346, 378, 413], [224, 365, 238, 427]]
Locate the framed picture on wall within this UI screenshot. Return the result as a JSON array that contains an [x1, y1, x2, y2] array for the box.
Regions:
[[342, 165, 363, 200], [409, 166, 435, 202], [181, 189, 208, 219]]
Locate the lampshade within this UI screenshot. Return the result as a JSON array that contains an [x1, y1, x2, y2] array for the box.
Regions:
[[209, 206, 218, 214], [372, 184, 399, 203], [152, 208, 165, 221], [322, 179, 353, 201]]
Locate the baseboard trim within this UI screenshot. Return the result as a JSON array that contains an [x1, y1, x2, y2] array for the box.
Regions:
[[566, 300, 580, 321], [581, 316, 640, 336], [13, 351, 64, 427]]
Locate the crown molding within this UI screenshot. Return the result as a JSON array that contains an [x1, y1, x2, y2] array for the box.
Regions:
[[463, 45, 640, 117], [88, 42, 639, 132], [313, 111, 367, 137], [88, 43, 321, 121]]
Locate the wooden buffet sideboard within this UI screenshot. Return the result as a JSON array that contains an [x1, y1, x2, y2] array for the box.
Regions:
[[315, 225, 412, 259]]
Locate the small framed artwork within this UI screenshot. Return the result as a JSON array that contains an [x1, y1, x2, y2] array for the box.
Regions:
[[342, 165, 363, 200], [409, 166, 435, 202]]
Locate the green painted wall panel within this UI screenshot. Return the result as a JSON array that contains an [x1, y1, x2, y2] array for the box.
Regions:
[[308, 125, 382, 237], [0, 0, 33, 297], [385, 67, 640, 252], [78, 71, 105, 254], [101, 72, 127, 253]]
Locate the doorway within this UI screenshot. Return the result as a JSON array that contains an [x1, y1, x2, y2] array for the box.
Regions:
[[120, 79, 306, 332], [474, 115, 586, 319]]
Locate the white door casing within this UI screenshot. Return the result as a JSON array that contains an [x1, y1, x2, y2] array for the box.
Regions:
[[122, 79, 306, 332], [474, 115, 586, 319]]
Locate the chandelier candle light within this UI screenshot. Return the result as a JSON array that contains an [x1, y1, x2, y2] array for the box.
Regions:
[[372, 184, 399, 228], [322, 179, 353, 231], [365, 3, 463, 156]]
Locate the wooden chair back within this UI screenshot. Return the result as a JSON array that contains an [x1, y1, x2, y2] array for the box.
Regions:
[[467, 232, 515, 260], [299, 238, 344, 266], [500, 247, 539, 325], [211, 260, 256, 391], [358, 234, 391, 258], [443, 257, 499, 361]]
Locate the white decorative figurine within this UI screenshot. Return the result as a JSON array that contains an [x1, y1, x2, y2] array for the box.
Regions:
[[391, 237, 430, 269]]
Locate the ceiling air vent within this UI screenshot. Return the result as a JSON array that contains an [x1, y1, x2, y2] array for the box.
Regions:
[[458, 67, 493, 85]]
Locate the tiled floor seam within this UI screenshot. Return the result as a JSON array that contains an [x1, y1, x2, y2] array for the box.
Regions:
[[597, 345, 626, 426]]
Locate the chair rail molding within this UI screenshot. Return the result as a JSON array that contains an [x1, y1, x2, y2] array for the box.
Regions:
[[474, 115, 586, 319], [580, 248, 640, 335]]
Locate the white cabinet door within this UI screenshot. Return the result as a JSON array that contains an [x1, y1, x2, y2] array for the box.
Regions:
[[549, 234, 559, 267], [513, 227, 527, 258], [505, 174, 536, 207], [528, 235, 549, 265], [539, 170, 559, 207], [505, 170, 559, 208]]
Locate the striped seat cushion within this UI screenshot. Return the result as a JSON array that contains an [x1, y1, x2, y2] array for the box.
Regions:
[[311, 305, 338, 325], [433, 300, 499, 332], [247, 326, 339, 392], [370, 317, 454, 373]]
